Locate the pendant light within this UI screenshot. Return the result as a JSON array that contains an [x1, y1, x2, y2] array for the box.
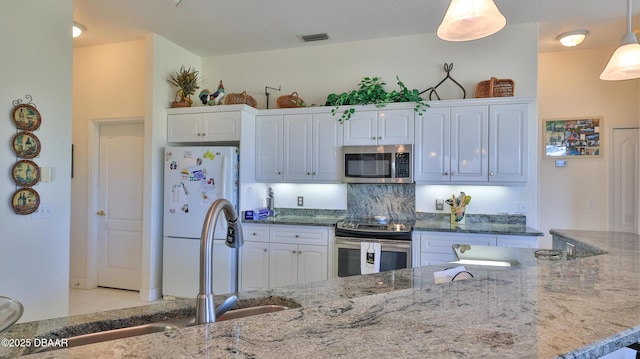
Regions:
[[600, 0, 640, 81], [437, 0, 506, 42]]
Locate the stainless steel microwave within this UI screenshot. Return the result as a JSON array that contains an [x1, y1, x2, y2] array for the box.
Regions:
[[342, 145, 413, 184]]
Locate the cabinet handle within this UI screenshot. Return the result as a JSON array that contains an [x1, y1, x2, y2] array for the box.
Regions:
[[371, 136, 376, 140], [312, 172, 316, 175], [252, 232, 257, 236], [295, 234, 299, 238], [444, 172, 448, 176], [292, 250, 297, 254], [490, 172, 495, 176], [277, 171, 281, 175], [298, 250, 302, 254], [263, 249, 267, 252], [306, 172, 310, 175], [378, 136, 382, 139], [451, 171, 455, 176]]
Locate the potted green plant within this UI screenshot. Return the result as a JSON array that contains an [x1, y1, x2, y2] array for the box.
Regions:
[[325, 76, 429, 123], [168, 66, 200, 107]]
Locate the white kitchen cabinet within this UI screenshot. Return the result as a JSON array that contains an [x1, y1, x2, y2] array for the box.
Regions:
[[416, 231, 539, 266], [415, 101, 529, 184], [167, 111, 240, 142], [496, 236, 538, 248], [240, 224, 270, 291], [240, 241, 270, 291], [343, 109, 414, 145], [418, 232, 496, 266], [256, 113, 342, 182], [255, 115, 284, 181], [414, 106, 488, 183], [488, 104, 528, 183], [241, 224, 330, 290]]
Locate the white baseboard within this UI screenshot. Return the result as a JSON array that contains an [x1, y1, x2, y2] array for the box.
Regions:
[[69, 277, 92, 289], [140, 285, 162, 301]]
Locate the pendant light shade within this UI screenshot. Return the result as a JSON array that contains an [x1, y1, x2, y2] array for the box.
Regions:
[[437, 0, 506, 42], [600, 0, 640, 80]]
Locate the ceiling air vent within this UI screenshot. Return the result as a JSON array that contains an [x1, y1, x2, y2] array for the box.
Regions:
[[301, 33, 330, 42]]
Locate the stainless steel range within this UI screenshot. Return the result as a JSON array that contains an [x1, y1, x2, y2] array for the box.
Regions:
[[334, 218, 413, 277]]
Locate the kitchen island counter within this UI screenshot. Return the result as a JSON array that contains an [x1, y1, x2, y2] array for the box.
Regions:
[[4, 229, 640, 358]]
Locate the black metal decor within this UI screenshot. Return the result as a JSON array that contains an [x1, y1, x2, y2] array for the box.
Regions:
[[420, 63, 466, 100]]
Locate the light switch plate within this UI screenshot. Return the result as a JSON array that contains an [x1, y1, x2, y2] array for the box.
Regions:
[[435, 199, 444, 211]]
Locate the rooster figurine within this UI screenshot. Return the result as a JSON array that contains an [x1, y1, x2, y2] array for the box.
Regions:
[[212, 80, 225, 105]]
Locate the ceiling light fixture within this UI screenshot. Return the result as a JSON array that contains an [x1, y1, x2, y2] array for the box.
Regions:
[[72, 22, 85, 38], [557, 30, 589, 47], [437, 0, 506, 42], [600, 0, 640, 80]]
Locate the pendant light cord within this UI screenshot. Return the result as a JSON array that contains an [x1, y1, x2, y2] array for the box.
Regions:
[[627, 0, 632, 34]]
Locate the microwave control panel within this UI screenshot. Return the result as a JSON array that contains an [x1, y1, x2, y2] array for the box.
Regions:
[[395, 153, 411, 178]]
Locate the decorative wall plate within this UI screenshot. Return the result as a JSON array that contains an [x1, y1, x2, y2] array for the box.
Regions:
[[12, 104, 41, 131], [12, 132, 41, 159], [12, 160, 40, 187], [11, 188, 40, 215]]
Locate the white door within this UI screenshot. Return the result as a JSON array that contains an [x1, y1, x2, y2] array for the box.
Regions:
[[97, 123, 144, 290], [283, 114, 313, 181], [313, 113, 343, 182], [450, 106, 489, 182], [255, 115, 283, 181], [414, 107, 451, 182], [611, 127, 639, 234]]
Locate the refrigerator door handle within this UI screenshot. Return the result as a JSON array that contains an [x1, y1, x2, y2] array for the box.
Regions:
[[222, 155, 228, 200]]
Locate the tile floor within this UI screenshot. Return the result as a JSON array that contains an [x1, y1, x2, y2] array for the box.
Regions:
[[69, 287, 162, 316]]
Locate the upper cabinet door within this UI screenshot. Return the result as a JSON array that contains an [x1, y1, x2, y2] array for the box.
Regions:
[[167, 113, 202, 142], [342, 111, 378, 146], [414, 107, 451, 182], [378, 109, 414, 145], [255, 115, 284, 181], [450, 106, 488, 182], [283, 114, 313, 181], [201, 111, 240, 142], [312, 113, 343, 182], [489, 104, 528, 183]]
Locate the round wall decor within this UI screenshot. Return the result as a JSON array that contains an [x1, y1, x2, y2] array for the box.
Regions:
[[12, 132, 41, 159], [11, 160, 40, 187], [11, 188, 40, 215], [12, 104, 41, 131]]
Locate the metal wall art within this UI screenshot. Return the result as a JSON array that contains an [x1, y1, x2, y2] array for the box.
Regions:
[[10, 95, 42, 215]]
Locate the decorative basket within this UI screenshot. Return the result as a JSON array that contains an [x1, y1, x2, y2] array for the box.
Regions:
[[475, 77, 514, 98], [223, 91, 257, 108], [276, 92, 306, 108], [171, 90, 192, 108]]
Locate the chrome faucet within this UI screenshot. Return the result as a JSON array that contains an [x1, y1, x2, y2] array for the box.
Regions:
[[195, 198, 244, 325]]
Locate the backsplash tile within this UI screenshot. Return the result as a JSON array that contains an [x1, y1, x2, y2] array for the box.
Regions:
[[346, 184, 415, 220]]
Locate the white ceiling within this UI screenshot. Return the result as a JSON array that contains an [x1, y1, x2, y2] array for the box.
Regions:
[[73, 0, 640, 56]]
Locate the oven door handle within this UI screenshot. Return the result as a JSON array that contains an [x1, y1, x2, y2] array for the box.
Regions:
[[335, 237, 411, 249]]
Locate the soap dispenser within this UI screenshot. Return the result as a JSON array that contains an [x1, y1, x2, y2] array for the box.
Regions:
[[267, 187, 274, 215]]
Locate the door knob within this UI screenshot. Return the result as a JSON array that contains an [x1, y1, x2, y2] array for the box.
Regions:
[[96, 210, 106, 216]]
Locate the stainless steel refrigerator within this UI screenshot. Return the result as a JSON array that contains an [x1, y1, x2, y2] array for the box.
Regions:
[[162, 146, 239, 298]]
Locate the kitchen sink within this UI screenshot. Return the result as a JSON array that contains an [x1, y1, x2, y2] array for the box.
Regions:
[[32, 298, 298, 354]]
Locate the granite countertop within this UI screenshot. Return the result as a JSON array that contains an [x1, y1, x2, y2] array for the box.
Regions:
[[244, 210, 543, 237], [5, 229, 639, 358]]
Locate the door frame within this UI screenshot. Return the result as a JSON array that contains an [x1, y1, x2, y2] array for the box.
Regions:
[[609, 124, 639, 233], [86, 117, 144, 289]]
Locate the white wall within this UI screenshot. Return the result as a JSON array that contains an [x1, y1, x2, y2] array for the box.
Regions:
[[538, 48, 640, 247], [144, 34, 202, 300], [71, 39, 146, 290], [0, 0, 73, 322], [202, 23, 538, 109]]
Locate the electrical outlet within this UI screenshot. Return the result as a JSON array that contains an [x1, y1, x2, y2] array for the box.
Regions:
[[587, 199, 595, 209], [514, 201, 528, 213], [297, 196, 304, 207], [435, 199, 444, 211]]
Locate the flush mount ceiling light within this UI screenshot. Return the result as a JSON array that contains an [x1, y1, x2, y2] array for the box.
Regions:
[[557, 30, 589, 47], [437, 0, 506, 42], [600, 0, 640, 80], [72, 22, 85, 38]]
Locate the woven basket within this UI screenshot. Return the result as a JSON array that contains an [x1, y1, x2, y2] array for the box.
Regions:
[[223, 91, 257, 107], [276, 92, 306, 108], [475, 77, 515, 98]]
